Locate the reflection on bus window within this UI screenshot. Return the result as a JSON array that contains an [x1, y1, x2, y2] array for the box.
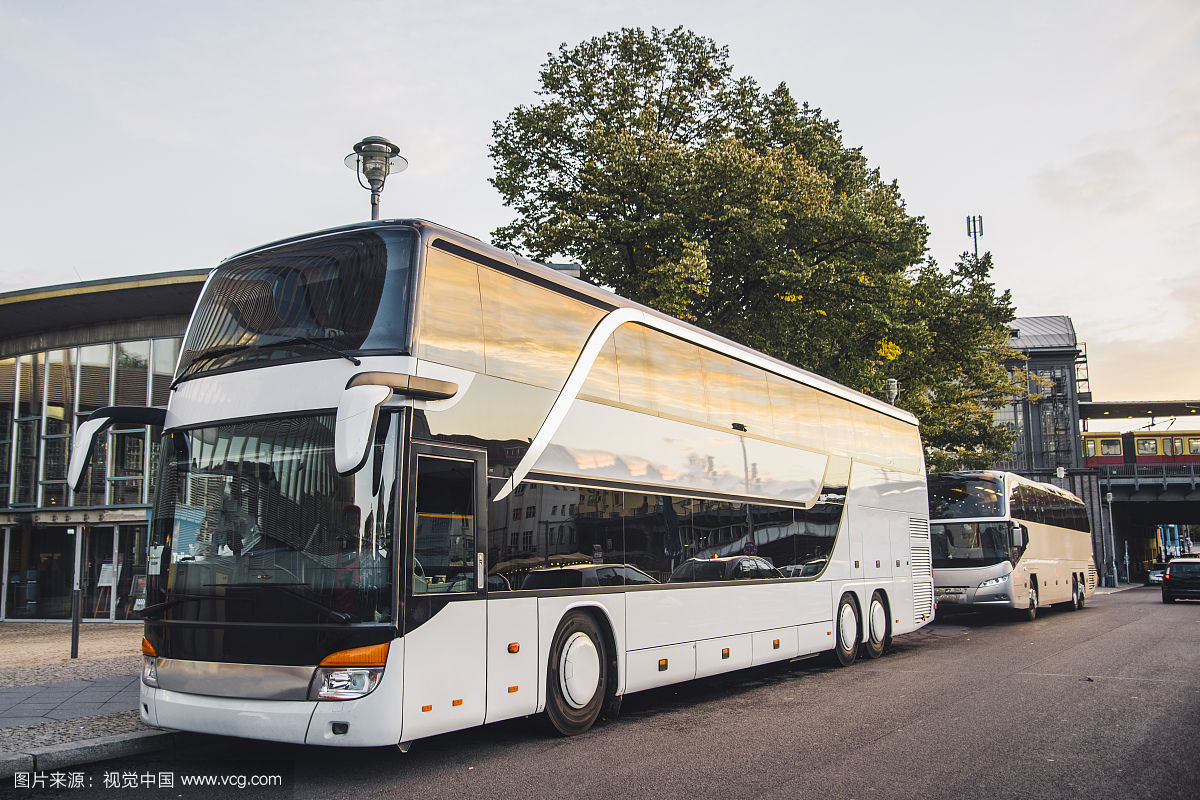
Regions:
[[927, 473, 1005, 520]]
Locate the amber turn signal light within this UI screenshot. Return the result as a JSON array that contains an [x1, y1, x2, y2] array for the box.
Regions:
[[141, 637, 156, 657], [319, 642, 390, 667]]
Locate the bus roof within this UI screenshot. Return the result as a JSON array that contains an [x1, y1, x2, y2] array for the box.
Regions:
[[222, 219, 918, 427]]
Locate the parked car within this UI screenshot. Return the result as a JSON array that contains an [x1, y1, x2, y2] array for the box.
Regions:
[[669, 556, 782, 582], [782, 559, 828, 578], [521, 563, 658, 589], [1161, 557, 1200, 603], [1146, 562, 1169, 585]]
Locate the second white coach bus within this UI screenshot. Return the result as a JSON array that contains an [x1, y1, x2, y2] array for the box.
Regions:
[[68, 219, 933, 748], [929, 471, 1096, 620]]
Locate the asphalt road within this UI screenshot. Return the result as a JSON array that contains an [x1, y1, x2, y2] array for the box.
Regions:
[[34, 587, 1200, 799]]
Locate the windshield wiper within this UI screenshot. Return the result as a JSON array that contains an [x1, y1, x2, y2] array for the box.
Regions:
[[139, 592, 247, 619], [265, 335, 361, 366], [170, 335, 362, 390], [206, 582, 355, 624]]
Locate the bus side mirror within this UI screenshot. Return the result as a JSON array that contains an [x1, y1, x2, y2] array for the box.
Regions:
[[335, 384, 393, 475], [68, 406, 167, 491], [1011, 524, 1025, 549]]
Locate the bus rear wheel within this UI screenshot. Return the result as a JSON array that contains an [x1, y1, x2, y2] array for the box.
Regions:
[[862, 592, 890, 659], [829, 594, 860, 667], [545, 612, 607, 736]]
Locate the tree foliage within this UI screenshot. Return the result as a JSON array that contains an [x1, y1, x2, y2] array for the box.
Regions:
[[490, 26, 1021, 471]]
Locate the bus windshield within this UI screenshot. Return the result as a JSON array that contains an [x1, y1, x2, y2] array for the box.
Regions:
[[928, 473, 1006, 520], [175, 227, 415, 382], [147, 413, 399, 625], [930, 522, 1011, 569]]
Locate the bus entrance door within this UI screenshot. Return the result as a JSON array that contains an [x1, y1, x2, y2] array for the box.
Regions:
[[400, 444, 488, 742]]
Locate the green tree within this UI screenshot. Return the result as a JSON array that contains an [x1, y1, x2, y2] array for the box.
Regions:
[[490, 26, 1021, 470]]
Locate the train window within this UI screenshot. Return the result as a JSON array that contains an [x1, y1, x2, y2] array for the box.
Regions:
[[1190, 438, 1200, 455], [1100, 439, 1121, 456], [1086, 440, 1095, 458], [1170, 438, 1183, 456], [1136, 438, 1158, 456]]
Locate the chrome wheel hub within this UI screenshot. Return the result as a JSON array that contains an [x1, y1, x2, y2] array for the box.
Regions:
[[559, 632, 600, 709]]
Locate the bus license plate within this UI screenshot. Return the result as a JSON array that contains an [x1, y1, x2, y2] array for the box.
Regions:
[[936, 587, 966, 603]]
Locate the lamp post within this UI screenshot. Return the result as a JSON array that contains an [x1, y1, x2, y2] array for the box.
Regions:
[[885, 379, 900, 405], [1106, 491, 1118, 586], [345, 136, 408, 220]]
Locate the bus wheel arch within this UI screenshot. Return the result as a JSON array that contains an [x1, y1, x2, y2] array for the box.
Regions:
[[545, 608, 617, 736], [828, 592, 861, 667], [862, 590, 891, 659]]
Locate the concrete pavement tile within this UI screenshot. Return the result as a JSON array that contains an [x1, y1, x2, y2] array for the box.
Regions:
[[44, 707, 103, 720], [6, 705, 59, 713]]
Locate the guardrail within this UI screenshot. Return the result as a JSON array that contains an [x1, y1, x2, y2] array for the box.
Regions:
[[1100, 464, 1200, 487]]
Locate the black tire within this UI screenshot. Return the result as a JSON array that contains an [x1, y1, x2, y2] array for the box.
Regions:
[[545, 612, 607, 736], [1077, 575, 1086, 609], [862, 591, 890, 659], [1068, 576, 1082, 611], [1162, 594, 1175, 604], [829, 593, 860, 667], [1019, 578, 1039, 621]]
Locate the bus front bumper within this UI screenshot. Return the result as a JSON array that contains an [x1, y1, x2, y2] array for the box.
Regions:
[[141, 677, 405, 747]]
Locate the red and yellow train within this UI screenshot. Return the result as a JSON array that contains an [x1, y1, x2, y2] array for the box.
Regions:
[[1082, 430, 1200, 467]]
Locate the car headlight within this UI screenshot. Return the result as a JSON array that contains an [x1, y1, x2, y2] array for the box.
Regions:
[[142, 655, 159, 688], [309, 667, 384, 700], [978, 573, 1011, 589]]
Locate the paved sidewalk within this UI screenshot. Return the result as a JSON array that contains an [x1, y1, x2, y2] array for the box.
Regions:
[[0, 623, 186, 780]]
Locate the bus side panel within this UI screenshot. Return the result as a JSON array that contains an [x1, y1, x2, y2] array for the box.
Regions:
[[399, 600, 487, 743], [484, 596, 540, 724], [625, 582, 829, 652]]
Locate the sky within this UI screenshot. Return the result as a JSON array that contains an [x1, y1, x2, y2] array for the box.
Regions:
[[1, 0, 1197, 413]]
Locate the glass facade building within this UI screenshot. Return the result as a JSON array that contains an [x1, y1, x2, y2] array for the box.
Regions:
[[0, 271, 208, 621]]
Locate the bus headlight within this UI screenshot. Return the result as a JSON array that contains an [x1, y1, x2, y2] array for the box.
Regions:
[[978, 574, 1010, 589], [310, 667, 384, 700], [142, 656, 159, 688], [309, 642, 390, 700]]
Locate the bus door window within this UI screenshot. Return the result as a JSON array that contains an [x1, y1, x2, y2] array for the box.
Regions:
[[413, 454, 478, 594]]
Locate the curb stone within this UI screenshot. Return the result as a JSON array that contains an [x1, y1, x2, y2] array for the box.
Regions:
[[1, 729, 188, 780]]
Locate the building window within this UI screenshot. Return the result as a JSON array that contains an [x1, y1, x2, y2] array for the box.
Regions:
[[526, 506, 536, 518]]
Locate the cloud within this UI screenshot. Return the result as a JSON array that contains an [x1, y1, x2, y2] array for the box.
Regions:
[[1031, 149, 1149, 214], [1087, 276, 1200, 401]]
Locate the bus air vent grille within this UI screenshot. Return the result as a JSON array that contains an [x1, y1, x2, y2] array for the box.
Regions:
[[913, 582, 934, 621]]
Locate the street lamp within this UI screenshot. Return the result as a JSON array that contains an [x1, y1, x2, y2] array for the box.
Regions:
[[885, 379, 900, 405], [1106, 491, 1118, 586], [345, 136, 408, 220]]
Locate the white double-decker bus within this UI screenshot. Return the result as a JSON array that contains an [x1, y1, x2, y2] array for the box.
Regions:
[[68, 220, 933, 748], [929, 471, 1097, 620]]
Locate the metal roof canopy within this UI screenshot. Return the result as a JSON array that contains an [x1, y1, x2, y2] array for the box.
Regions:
[[0, 269, 210, 341], [1080, 400, 1200, 421]]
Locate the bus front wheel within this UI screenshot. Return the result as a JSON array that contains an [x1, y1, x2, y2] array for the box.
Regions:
[[1019, 580, 1039, 622], [545, 611, 607, 736], [829, 594, 860, 667]]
